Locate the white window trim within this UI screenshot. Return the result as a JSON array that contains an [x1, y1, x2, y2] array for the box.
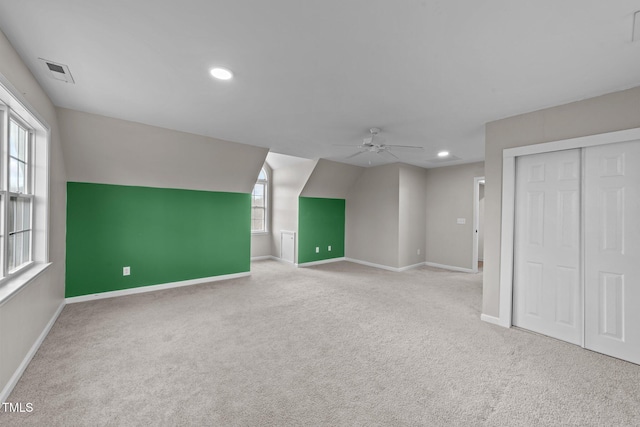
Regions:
[[251, 166, 269, 234], [0, 73, 51, 306]]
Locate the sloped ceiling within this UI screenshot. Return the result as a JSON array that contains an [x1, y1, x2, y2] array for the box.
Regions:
[[0, 1, 639, 168]]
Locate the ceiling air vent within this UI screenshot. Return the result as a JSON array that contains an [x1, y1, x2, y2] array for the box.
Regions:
[[38, 58, 75, 84]]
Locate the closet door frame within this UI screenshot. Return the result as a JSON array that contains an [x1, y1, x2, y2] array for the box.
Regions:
[[495, 127, 640, 329]]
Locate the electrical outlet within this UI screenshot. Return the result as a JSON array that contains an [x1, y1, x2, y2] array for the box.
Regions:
[[417, 248, 421, 255], [328, 245, 332, 251], [457, 218, 466, 225], [123, 266, 130, 276], [315, 247, 320, 253]]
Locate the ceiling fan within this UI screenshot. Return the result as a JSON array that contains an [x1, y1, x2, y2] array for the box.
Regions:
[[336, 128, 424, 161]]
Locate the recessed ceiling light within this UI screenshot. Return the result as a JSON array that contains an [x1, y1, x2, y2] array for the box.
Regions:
[[210, 67, 233, 80], [437, 150, 450, 158]]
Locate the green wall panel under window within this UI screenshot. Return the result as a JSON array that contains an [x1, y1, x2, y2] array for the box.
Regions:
[[66, 182, 250, 298], [298, 197, 345, 264]]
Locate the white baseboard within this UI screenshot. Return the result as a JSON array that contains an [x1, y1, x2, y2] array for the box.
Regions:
[[424, 262, 474, 273], [398, 262, 425, 272], [296, 257, 346, 268], [266, 256, 294, 265], [65, 271, 251, 304], [345, 259, 426, 273], [344, 258, 403, 272], [1, 300, 65, 404], [481, 313, 508, 327], [250, 255, 274, 261]]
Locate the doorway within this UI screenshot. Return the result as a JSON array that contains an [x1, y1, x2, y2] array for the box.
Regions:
[[473, 176, 485, 273]]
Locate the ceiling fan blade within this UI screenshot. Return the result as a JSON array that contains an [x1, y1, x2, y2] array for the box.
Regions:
[[383, 144, 424, 150], [379, 150, 400, 160], [345, 150, 366, 159], [333, 144, 363, 147]]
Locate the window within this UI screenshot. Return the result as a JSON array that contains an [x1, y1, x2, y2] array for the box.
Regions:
[[0, 78, 49, 285], [251, 167, 268, 232], [7, 118, 33, 272]]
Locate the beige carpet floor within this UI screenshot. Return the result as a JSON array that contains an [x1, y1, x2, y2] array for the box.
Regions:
[[2, 260, 639, 426]]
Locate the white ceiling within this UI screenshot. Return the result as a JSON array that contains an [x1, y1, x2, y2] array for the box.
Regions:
[[265, 152, 312, 170], [1, 1, 639, 168]]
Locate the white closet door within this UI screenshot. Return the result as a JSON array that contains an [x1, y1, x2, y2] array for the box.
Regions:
[[584, 140, 640, 364], [513, 149, 582, 344]]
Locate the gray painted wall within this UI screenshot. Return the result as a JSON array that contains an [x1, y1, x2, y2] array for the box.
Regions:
[[399, 164, 427, 268], [58, 108, 269, 194], [300, 159, 363, 199], [425, 162, 485, 270], [483, 85, 640, 318], [346, 163, 400, 268], [0, 30, 67, 396]]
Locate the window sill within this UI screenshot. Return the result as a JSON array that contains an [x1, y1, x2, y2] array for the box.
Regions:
[[0, 262, 52, 307], [251, 231, 270, 236]]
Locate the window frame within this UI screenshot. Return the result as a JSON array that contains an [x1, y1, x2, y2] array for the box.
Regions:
[[0, 75, 50, 296], [251, 166, 269, 234], [0, 108, 35, 278]]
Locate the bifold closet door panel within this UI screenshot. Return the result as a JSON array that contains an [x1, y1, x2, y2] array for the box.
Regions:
[[513, 149, 582, 344], [584, 140, 640, 365]]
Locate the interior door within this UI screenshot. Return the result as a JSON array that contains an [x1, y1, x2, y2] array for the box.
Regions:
[[513, 149, 582, 344], [584, 140, 640, 364]]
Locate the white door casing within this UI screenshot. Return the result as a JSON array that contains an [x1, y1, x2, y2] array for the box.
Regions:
[[513, 149, 582, 345], [584, 140, 640, 364], [496, 128, 640, 331]]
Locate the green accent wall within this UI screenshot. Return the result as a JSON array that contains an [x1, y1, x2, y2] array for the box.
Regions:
[[298, 197, 345, 264], [66, 182, 250, 298]]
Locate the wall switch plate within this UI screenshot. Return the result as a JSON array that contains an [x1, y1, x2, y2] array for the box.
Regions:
[[328, 245, 332, 251], [457, 218, 466, 225], [123, 266, 130, 276], [315, 247, 319, 253], [417, 248, 421, 255]]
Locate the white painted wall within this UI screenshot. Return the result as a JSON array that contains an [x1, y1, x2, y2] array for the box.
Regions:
[[251, 235, 272, 258], [270, 159, 316, 261], [0, 30, 67, 398], [425, 162, 485, 270], [399, 164, 427, 268], [346, 163, 400, 268], [483, 85, 640, 318], [57, 108, 269, 194]]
